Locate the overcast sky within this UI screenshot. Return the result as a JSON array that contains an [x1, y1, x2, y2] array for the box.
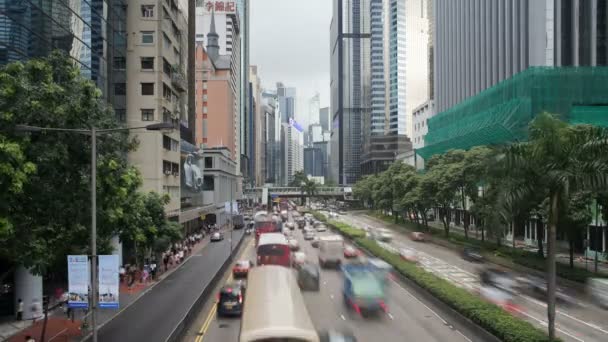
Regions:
[[250, 0, 331, 126]]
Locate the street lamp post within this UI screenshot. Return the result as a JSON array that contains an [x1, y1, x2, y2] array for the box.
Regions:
[[15, 122, 173, 342]]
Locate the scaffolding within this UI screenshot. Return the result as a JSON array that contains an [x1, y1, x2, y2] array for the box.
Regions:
[[418, 67, 608, 159]]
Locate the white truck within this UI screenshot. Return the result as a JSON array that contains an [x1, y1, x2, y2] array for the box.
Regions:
[[318, 235, 344, 268]]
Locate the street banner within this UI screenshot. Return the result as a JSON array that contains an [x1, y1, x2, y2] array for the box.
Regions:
[[98, 255, 120, 309], [67, 255, 89, 308]]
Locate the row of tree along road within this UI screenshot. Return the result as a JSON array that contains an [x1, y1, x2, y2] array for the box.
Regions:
[[353, 112, 608, 340]]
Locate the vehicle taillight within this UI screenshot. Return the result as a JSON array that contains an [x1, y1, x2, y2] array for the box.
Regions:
[[378, 300, 388, 313], [238, 294, 243, 304]]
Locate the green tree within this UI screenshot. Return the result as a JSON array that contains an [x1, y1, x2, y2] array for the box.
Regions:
[[0, 52, 175, 277], [353, 176, 374, 208], [506, 112, 608, 340], [290, 170, 308, 205]]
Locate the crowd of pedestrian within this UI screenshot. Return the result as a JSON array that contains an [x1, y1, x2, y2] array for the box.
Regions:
[[160, 231, 205, 273]]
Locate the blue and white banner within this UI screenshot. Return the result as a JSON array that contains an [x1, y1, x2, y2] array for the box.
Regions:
[[98, 255, 120, 309], [67, 255, 89, 308], [289, 117, 304, 133]]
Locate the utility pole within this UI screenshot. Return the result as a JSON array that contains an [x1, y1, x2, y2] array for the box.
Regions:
[[91, 127, 98, 342]]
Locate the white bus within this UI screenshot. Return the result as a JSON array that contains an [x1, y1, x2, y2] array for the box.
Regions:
[[240, 265, 320, 342]]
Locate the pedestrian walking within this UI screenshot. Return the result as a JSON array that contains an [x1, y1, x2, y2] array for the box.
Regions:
[[163, 253, 169, 271], [150, 260, 157, 280], [16, 298, 23, 321]]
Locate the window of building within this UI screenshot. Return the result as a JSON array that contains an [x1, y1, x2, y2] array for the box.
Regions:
[[205, 157, 213, 168], [141, 31, 154, 44], [141, 83, 154, 95], [202, 119, 208, 137], [141, 109, 154, 121], [203, 81, 208, 89], [195, 0, 204, 6], [114, 83, 126, 95], [163, 83, 172, 100], [203, 106, 208, 114], [163, 33, 171, 50], [203, 176, 214, 190], [141, 5, 154, 18], [163, 108, 172, 123], [115, 109, 126, 122], [141, 57, 154, 70], [163, 135, 178, 151], [163, 58, 172, 75], [113, 56, 126, 70]]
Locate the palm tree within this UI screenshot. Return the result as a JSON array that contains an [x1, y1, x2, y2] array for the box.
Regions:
[[290, 170, 308, 205], [505, 112, 608, 340]]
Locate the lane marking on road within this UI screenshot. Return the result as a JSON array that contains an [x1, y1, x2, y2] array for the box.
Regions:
[[195, 240, 253, 342], [510, 306, 585, 342], [455, 329, 473, 342], [519, 295, 608, 335], [196, 305, 217, 342], [387, 313, 394, 320], [340, 314, 346, 321]]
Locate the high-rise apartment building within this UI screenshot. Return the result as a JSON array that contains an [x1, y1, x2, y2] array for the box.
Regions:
[[126, 0, 188, 217], [330, 0, 371, 185], [277, 82, 296, 123]]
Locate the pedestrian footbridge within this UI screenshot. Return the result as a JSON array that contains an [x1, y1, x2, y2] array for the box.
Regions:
[[243, 186, 353, 200]]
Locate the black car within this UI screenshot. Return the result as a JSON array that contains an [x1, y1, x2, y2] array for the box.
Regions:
[[217, 282, 246, 317], [297, 263, 320, 291], [461, 247, 484, 262]]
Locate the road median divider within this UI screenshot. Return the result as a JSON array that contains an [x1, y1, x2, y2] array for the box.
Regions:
[[312, 211, 558, 342]]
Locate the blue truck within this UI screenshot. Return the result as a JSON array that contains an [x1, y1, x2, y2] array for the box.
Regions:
[[341, 263, 388, 317]]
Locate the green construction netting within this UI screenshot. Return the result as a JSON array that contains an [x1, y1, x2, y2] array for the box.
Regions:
[[569, 106, 608, 127], [418, 67, 608, 160]]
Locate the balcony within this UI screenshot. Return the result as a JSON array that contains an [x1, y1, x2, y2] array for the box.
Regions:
[[171, 66, 187, 92]]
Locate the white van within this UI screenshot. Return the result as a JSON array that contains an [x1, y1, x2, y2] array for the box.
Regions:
[[318, 235, 344, 268]]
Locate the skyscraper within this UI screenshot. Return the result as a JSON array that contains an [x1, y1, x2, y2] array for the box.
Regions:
[[0, 0, 127, 114], [369, 0, 385, 135], [319, 107, 330, 132], [308, 92, 320, 125], [330, 0, 371, 185], [433, 0, 608, 114], [386, 0, 429, 137]]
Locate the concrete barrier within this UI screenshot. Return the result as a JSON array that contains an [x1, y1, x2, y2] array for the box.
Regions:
[[164, 231, 247, 342]]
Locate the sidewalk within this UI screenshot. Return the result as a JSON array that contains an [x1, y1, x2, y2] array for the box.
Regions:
[[0, 229, 223, 342]]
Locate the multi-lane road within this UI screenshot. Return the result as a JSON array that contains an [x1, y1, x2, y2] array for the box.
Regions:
[[339, 212, 608, 342], [184, 213, 493, 342]]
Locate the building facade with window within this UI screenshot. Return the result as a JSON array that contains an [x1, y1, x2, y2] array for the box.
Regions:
[[0, 0, 128, 121], [201, 147, 239, 229], [126, 0, 188, 217], [330, 0, 371, 185]]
